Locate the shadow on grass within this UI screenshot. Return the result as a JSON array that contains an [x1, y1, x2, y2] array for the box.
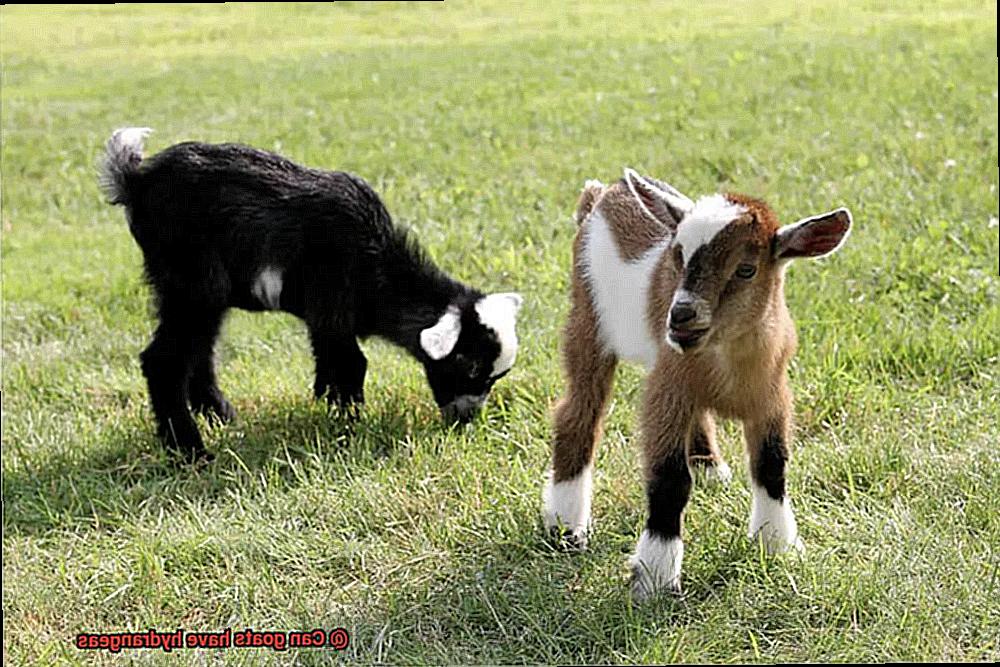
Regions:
[[337, 521, 762, 664], [2, 396, 450, 538]]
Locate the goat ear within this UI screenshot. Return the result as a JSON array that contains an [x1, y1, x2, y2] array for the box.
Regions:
[[420, 307, 462, 360], [487, 292, 523, 316], [623, 168, 693, 228], [474, 292, 523, 335], [773, 208, 852, 261]]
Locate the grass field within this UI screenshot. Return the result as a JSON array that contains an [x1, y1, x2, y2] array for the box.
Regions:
[[2, 2, 998, 664]]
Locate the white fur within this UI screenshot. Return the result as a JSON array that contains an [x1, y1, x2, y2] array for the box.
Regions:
[[101, 127, 154, 203], [474, 293, 522, 376], [623, 167, 694, 224], [420, 306, 462, 360], [252, 265, 283, 310], [643, 176, 695, 213], [665, 335, 684, 354], [665, 288, 713, 355], [445, 393, 486, 413], [629, 531, 683, 599], [111, 126, 153, 152], [697, 460, 733, 486], [581, 210, 669, 370], [748, 484, 803, 553], [669, 288, 708, 314], [668, 288, 712, 326], [542, 464, 593, 540], [674, 194, 747, 265]]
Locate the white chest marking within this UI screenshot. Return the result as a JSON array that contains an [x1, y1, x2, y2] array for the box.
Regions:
[[253, 265, 283, 310], [674, 194, 746, 265], [581, 211, 668, 370]]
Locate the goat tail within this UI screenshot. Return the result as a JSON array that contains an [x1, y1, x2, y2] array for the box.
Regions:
[[574, 179, 605, 224], [99, 127, 152, 205]]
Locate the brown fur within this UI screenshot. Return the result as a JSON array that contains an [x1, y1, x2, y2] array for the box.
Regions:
[[723, 192, 781, 240], [553, 186, 798, 523], [687, 411, 722, 468], [640, 339, 793, 479], [548, 175, 851, 598], [551, 228, 619, 483], [574, 181, 605, 224], [645, 244, 680, 344], [650, 197, 794, 351], [549, 178, 680, 484], [584, 180, 672, 261]]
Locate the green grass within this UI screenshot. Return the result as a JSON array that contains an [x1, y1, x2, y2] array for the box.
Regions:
[[2, 1, 998, 664]]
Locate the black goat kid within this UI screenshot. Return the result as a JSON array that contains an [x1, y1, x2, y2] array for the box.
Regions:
[[101, 128, 522, 462]]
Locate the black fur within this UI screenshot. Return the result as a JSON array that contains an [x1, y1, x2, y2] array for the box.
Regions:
[[753, 428, 789, 501], [645, 448, 692, 540], [102, 132, 514, 462]]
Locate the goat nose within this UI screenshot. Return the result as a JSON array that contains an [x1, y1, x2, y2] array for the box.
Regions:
[[670, 303, 697, 326]]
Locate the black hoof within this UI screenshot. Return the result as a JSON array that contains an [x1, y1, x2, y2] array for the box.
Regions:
[[547, 525, 588, 551], [165, 443, 214, 466], [159, 419, 211, 465], [191, 391, 237, 424]]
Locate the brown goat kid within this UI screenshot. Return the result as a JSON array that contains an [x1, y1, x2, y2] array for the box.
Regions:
[[542, 169, 851, 600]]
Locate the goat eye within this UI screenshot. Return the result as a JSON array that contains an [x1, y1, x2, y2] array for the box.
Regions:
[[735, 263, 757, 279]]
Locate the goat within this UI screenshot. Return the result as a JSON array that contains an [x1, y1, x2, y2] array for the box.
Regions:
[[100, 128, 523, 463], [542, 168, 851, 599]]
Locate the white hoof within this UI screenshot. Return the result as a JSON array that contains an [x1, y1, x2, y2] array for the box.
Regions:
[[542, 465, 592, 549], [694, 459, 733, 486], [749, 486, 803, 554], [629, 531, 683, 600]]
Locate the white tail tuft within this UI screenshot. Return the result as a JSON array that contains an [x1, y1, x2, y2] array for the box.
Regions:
[[100, 127, 153, 205]]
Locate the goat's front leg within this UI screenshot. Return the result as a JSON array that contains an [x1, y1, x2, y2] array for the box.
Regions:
[[542, 294, 617, 550], [308, 326, 368, 411], [629, 365, 696, 600], [140, 314, 214, 463], [687, 411, 732, 486], [744, 403, 804, 553], [187, 313, 236, 424]]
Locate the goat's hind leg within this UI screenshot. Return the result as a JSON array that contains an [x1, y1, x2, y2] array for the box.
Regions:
[[542, 297, 617, 550], [687, 412, 732, 486]]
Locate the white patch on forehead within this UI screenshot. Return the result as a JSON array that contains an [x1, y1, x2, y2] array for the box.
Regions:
[[673, 194, 747, 265], [475, 293, 521, 376], [252, 265, 283, 310]]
